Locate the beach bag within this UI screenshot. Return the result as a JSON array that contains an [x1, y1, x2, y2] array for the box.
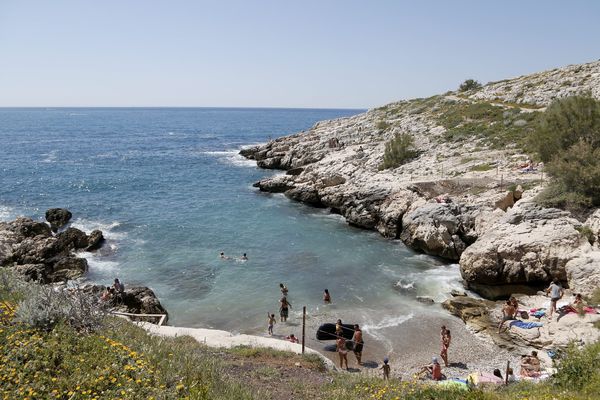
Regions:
[[520, 311, 529, 319]]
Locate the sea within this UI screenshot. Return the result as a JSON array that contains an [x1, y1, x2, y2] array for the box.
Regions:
[[0, 107, 463, 353]]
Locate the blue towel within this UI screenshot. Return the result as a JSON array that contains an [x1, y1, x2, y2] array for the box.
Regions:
[[510, 320, 543, 329], [531, 310, 546, 318]]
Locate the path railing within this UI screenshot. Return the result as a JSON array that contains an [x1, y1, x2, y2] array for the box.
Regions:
[[110, 311, 168, 326]]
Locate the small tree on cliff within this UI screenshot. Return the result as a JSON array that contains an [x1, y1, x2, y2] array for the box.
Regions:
[[533, 95, 600, 209], [459, 79, 482, 92], [379, 133, 418, 170]]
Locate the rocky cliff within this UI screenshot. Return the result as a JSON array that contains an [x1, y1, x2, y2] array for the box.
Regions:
[[242, 60, 600, 299]]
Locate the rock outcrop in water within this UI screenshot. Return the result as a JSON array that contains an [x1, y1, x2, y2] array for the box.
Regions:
[[1, 209, 169, 322], [241, 60, 600, 299]]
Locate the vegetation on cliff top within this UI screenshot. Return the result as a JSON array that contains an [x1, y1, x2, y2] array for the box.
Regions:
[[379, 133, 418, 170], [531, 95, 600, 210]]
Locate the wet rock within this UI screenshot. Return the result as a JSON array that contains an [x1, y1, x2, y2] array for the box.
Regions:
[[416, 296, 435, 304], [285, 185, 324, 207], [45, 208, 72, 232], [253, 176, 294, 193], [55, 227, 89, 251], [86, 230, 105, 251], [450, 289, 467, 297], [113, 286, 169, 324]]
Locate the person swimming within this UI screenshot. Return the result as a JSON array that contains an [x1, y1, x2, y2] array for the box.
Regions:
[[323, 289, 331, 303]]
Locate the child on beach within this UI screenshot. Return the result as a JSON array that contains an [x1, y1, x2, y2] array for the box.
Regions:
[[279, 283, 288, 296], [267, 313, 276, 335], [381, 358, 391, 380]]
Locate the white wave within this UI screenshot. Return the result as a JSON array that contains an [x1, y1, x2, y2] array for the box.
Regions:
[[200, 150, 258, 168], [363, 313, 414, 332], [70, 218, 126, 240], [42, 150, 58, 163], [0, 205, 16, 221], [394, 279, 415, 291], [84, 256, 119, 273]]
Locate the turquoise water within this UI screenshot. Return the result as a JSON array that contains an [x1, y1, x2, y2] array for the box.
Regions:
[[0, 108, 461, 344]]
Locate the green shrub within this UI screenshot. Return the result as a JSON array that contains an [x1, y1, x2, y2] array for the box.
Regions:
[[377, 120, 391, 131], [575, 225, 596, 245], [379, 133, 418, 170], [470, 163, 494, 172], [459, 79, 482, 92], [529, 95, 600, 163], [552, 341, 600, 394]]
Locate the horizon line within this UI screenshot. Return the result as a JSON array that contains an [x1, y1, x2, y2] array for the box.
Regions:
[[0, 105, 368, 111]]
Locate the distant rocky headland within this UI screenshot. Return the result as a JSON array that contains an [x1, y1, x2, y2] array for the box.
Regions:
[[0, 208, 168, 320], [241, 60, 600, 300]]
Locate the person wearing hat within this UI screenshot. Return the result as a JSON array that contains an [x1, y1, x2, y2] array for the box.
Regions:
[[418, 356, 443, 380]]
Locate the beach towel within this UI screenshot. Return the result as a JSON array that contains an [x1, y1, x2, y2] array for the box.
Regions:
[[510, 320, 543, 329], [467, 372, 503, 385], [531, 310, 546, 318]]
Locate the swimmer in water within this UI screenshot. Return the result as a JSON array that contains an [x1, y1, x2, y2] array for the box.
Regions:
[[240, 253, 248, 261], [219, 252, 231, 260]]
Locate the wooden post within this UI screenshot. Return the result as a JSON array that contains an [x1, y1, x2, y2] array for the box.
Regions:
[[505, 360, 510, 385], [302, 306, 306, 354]]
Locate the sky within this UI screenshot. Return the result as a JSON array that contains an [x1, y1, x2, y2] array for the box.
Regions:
[[0, 1, 599, 108]]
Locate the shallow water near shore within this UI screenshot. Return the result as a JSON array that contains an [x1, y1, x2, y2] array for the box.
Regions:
[[0, 107, 463, 357]]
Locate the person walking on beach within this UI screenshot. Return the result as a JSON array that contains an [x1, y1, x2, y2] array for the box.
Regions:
[[279, 283, 288, 296], [336, 335, 349, 370], [279, 296, 291, 322], [440, 326, 451, 367], [381, 358, 391, 380], [352, 324, 364, 365], [267, 313, 276, 335], [323, 289, 331, 304], [545, 279, 563, 318]]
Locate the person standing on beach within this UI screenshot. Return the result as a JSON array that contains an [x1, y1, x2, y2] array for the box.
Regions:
[[352, 324, 364, 365], [267, 313, 276, 335], [440, 326, 451, 367], [545, 279, 563, 318], [336, 335, 349, 370], [381, 358, 391, 380], [335, 319, 343, 337], [279, 296, 291, 322], [323, 289, 331, 304]]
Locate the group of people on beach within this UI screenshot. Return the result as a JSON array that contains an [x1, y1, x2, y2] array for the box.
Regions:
[[334, 319, 364, 370]]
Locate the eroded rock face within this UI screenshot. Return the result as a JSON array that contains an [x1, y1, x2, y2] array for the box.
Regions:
[[566, 251, 600, 297], [400, 203, 472, 260], [442, 295, 494, 333], [460, 202, 590, 299], [45, 208, 72, 232]]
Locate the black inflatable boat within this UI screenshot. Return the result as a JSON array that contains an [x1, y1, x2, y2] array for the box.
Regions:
[[316, 323, 355, 340]]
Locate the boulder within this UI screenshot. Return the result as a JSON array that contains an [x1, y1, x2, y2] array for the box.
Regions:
[[442, 296, 494, 333], [114, 286, 169, 324], [253, 176, 294, 193], [86, 230, 105, 251], [566, 251, 600, 297], [45, 208, 72, 232], [55, 227, 89, 251], [48, 256, 88, 282], [13, 217, 52, 239], [400, 203, 470, 260], [376, 191, 421, 238], [321, 175, 346, 188], [286, 167, 304, 176], [460, 202, 590, 299], [584, 209, 600, 246]]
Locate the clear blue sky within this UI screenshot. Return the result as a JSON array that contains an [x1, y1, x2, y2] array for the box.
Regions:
[[1, 0, 599, 108]]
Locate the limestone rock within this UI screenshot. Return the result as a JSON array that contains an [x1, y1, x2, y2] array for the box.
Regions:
[[253, 176, 294, 193], [584, 209, 600, 246], [14, 263, 49, 282], [285, 185, 323, 207], [566, 251, 600, 297], [460, 202, 590, 299], [400, 203, 470, 260], [45, 208, 72, 232], [376, 190, 420, 238]]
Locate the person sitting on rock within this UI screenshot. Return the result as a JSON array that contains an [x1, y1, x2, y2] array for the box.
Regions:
[[100, 286, 112, 302], [113, 278, 125, 293], [498, 299, 517, 333], [520, 351, 541, 378], [418, 357, 443, 381]]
